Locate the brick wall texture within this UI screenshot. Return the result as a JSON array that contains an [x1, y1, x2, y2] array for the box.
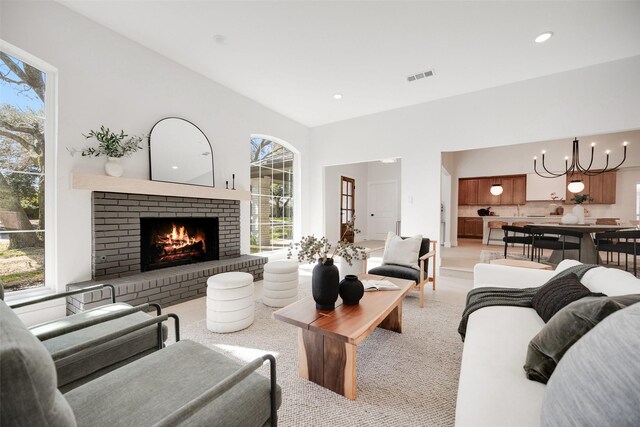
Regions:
[[66, 255, 267, 315], [92, 192, 240, 280], [66, 192, 267, 314]]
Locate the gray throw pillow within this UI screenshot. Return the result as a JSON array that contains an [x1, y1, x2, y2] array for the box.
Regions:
[[530, 272, 604, 322], [541, 303, 640, 427], [0, 301, 77, 426], [525, 294, 640, 384]]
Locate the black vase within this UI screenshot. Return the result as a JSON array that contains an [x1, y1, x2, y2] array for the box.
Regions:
[[312, 258, 340, 310], [339, 274, 365, 305]]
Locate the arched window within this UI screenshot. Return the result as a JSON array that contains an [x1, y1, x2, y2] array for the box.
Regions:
[[250, 137, 294, 253]]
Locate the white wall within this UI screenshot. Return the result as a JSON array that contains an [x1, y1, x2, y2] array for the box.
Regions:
[[324, 162, 368, 243], [309, 55, 640, 249], [452, 130, 640, 178], [1, 1, 311, 324]]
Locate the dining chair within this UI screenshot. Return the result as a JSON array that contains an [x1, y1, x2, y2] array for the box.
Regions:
[[594, 218, 620, 264], [529, 227, 582, 263], [487, 221, 508, 245], [502, 224, 533, 258], [595, 230, 640, 276]]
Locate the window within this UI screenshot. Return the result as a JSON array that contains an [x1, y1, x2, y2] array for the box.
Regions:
[[0, 49, 48, 294], [250, 138, 294, 253]]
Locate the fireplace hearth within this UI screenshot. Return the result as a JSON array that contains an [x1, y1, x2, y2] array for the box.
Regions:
[[140, 217, 219, 271]]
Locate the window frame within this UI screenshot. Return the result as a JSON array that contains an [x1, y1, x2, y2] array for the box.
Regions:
[[1, 39, 58, 302], [249, 135, 300, 256]]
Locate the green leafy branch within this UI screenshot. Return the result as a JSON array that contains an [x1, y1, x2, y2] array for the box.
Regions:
[[287, 215, 366, 266], [68, 125, 144, 158]]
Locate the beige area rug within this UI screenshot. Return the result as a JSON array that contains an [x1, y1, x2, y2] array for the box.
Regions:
[[182, 287, 464, 426]]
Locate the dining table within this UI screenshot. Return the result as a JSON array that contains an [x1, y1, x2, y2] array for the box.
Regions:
[[533, 223, 633, 264]]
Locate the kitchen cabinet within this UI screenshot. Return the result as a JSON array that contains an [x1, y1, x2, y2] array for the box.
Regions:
[[458, 179, 478, 205], [477, 178, 500, 206], [512, 176, 526, 205], [565, 171, 616, 204], [459, 175, 526, 206], [458, 217, 483, 238]]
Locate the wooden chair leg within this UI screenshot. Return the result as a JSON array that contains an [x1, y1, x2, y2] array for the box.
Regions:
[[419, 283, 425, 308]]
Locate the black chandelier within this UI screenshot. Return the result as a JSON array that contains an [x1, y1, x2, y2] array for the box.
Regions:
[[534, 137, 628, 179]]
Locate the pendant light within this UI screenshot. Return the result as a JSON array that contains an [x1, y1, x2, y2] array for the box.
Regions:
[[490, 183, 503, 196], [567, 180, 585, 193]]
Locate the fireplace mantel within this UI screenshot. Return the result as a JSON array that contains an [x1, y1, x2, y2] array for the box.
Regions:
[[71, 172, 250, 201]]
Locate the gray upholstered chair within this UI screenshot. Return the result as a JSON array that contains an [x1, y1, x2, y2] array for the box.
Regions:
[[7, 284, 173, 392], [0, 300, 280, 427], [368, 237, 437, 308]]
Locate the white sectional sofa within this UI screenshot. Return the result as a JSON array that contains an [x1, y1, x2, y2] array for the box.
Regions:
[[455, 260, 640, 427]]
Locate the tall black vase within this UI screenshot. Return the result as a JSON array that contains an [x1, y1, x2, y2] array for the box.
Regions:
[[312, 258, 340, 310]]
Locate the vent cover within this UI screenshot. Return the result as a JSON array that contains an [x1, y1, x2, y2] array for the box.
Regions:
[[407, 69, 434, 82]]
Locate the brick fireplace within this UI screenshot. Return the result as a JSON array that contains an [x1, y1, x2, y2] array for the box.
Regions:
[[66, 191, 266, 314]]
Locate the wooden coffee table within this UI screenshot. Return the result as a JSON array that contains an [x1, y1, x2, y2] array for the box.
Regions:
[[273, 274, 415, 399]]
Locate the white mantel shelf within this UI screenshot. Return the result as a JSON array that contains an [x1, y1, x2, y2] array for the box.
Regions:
[[71, 172, 251, 201]]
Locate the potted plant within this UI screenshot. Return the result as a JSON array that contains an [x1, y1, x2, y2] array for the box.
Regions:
[[571, 194, 591, 224], [70, 126, 144, 177], [288, 216, 366, 310]]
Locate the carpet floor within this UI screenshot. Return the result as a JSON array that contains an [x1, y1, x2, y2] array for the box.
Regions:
[[182, 288, 464, 426]]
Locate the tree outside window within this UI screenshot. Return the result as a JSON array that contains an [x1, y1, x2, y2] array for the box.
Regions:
[[250, 138, 294, 253], [0, 51, 46, 293]]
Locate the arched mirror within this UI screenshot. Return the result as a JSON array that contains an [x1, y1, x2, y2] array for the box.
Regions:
[[149, 117, 214, 187]]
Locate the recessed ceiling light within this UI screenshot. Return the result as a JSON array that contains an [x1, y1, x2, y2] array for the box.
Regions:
[[172, 166, 179, 170], [535, 32, 553, 43], [333, 93, 343, 100]]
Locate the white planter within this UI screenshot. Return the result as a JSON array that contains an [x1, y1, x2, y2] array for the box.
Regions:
[[561, 214, 579, 224], [572, 204, 585, 224], [104, 157, 124, 177]]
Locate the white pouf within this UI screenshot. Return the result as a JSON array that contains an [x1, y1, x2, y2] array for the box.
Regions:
[[206, 272, 254, 333], [262, 261, 299, 307]]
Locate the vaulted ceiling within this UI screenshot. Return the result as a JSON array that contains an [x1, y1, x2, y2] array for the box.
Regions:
[[60, 1, 640, 127]]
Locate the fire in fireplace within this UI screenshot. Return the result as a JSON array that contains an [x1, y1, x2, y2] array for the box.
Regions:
[[140, 217, 219, 271]]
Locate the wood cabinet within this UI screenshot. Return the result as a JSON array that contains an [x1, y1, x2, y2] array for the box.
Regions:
[[477, 178, 500, 206], [458, 179, 478, 205], [458, 175, 526, 206], [565, 171, 616, 204], [457, 217, 483, 238], [512, 176, 526, 205]]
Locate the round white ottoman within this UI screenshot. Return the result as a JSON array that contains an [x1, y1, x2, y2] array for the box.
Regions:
[[206, 272, 254, 333], [262, 261, 299, 307]]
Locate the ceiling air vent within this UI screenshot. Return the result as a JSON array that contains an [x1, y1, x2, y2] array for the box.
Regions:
[[407, 69, 434, 82]]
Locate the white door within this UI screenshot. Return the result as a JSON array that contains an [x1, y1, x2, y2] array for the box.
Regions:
[[368, 181, 399, 240]]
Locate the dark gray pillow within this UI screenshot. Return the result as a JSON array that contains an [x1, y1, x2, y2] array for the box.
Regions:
[[531, 272, 604, 322], [525, 294, 640, 384], [541, 303, 640, 427]]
